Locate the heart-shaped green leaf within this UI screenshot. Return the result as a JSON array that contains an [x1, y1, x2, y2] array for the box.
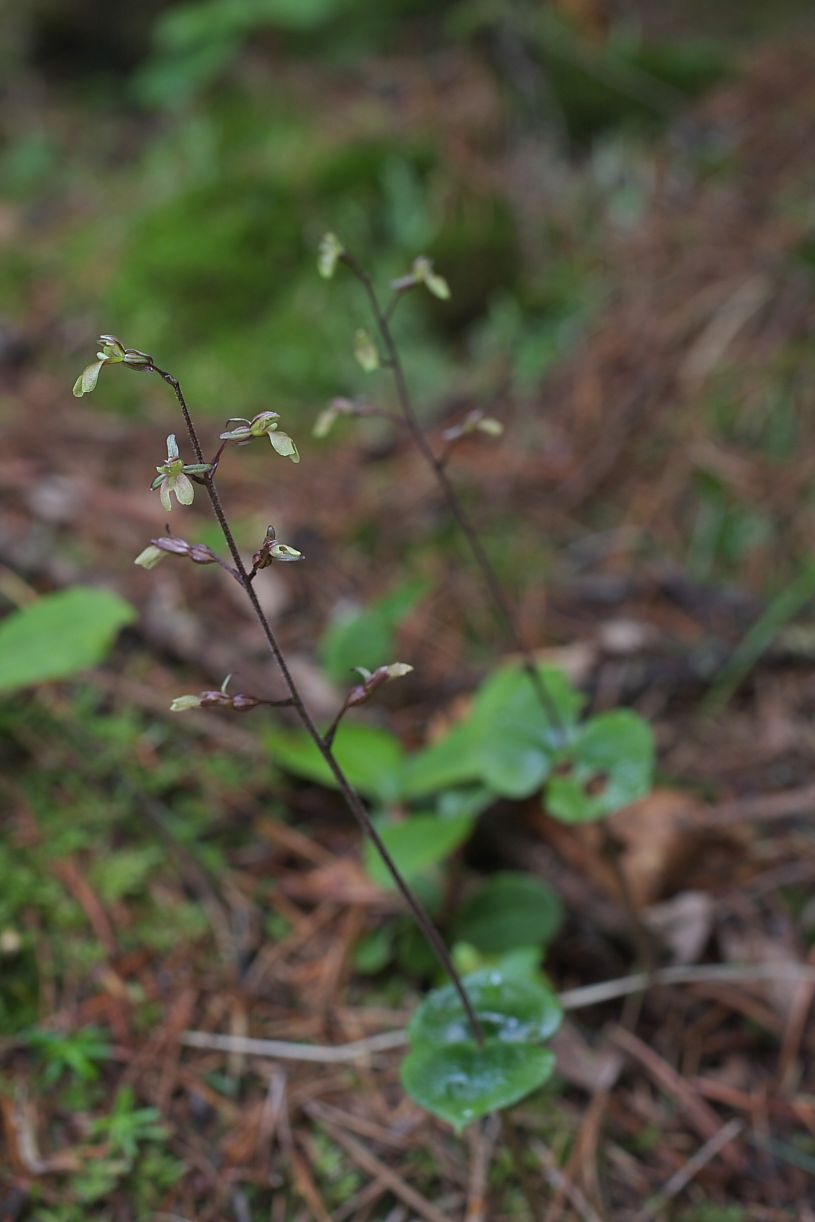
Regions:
[[401, 1040, 556, 1132]]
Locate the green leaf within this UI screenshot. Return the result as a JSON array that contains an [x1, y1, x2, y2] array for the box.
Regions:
[[402, 969, 562, 1129], [408, 969, 562, 1049], [403, 665, 583, 801], [0, 588, 135, 695], [545, 709, 654, 823], [401, 1040, 555, 1132], [363, 811, 476, 889], [452, 872, 563, 954], [266, 722, 405, 804], [318, 579, 427, 686], [400, 720, 485, 797], [353, 925, 395, 975]]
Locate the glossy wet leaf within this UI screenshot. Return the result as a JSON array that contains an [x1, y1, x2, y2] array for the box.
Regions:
[[0, 588, 135, 695], [545, 709, 654, 823], [452, 872, 563, 954], [408, 969, 562, 1048], [401, 1040, 555, 1132]]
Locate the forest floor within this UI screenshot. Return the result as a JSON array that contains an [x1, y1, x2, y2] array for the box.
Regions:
[[3, 12, 815, 1220]]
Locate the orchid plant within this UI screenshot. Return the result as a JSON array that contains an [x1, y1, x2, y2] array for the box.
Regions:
[[70, 307, 578, 1208]]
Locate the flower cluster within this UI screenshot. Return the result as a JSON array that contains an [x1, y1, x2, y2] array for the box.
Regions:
[[150, 434, 211, 511], [219, 412, 299, 463]]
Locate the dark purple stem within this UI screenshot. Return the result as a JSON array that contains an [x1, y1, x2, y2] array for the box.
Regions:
[[149, 362, 483, 1044]]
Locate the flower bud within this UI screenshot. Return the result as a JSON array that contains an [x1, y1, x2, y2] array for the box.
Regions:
[[122, 347, 154, 368], [230, 693, 262, 712]]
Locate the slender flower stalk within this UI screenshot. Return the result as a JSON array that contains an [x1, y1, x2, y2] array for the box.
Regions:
[[140, 357, 483, 1044], [334, 253, 657, 986], [337, 251, 565, 735]]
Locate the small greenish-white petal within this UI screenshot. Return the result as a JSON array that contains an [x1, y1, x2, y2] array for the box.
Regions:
[[318, 232, 344, 279], [159, 481, 173, 512], [425, 271, 451, 300], [219, 426, 251, 441], [166, 434, 180, 461], [386, 662, 413, 680], [98, 335, 125, 361], [269, 431, 300, 463], [354, 329, 379, 373], [170, 695, 203, 712], [269, 542, 303, 561], [73, 360, 104, 398], [250, 411, 280, 436], [134, 545, 165, 570], [475, 417, 503, 437], [313, 407, 338, 439], [174, 473, 194, 506]]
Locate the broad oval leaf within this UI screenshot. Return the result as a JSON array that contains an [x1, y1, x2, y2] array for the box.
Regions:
[[401, 1040, 556, 1132], [265, 723, 405, 805], [408, 969, 562, 1049], [363, 811, 476, 889], [452, 872, 563, 954], [0, 588, 135, 695]]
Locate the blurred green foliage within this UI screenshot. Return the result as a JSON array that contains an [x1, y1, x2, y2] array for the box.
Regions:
[[7, 0, 771, 428]]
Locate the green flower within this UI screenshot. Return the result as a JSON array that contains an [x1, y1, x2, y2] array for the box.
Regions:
[[392, 257, 451, 300], [72, 335, 153, 398], [219, 412, 300, 463], [150, 435, 211, 511], [412, 256, 451, 300]]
